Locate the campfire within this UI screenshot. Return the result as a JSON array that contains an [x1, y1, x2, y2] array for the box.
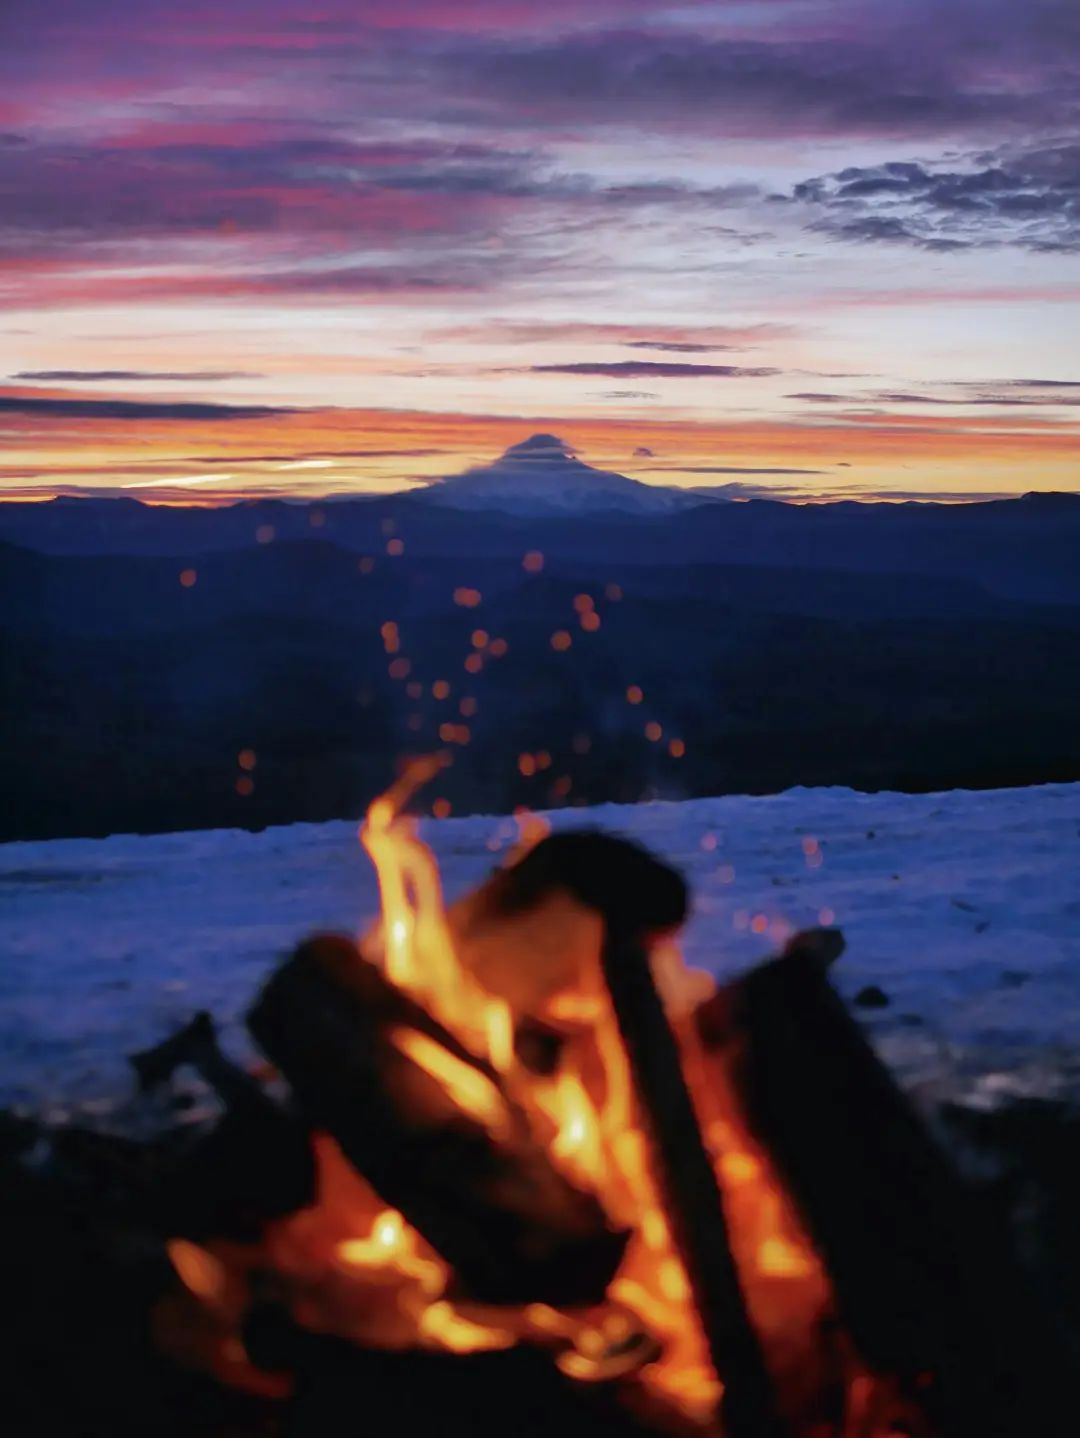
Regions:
[[148, 763, 1062, 1437]]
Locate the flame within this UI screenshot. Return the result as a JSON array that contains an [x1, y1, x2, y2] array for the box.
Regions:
[[337, 1208, 443, 1297], [169, 766, 909, 1433], [167, 1238, 228, 1306], [535, 1069, 605, 1189], [388, 1026, 509, 1136]]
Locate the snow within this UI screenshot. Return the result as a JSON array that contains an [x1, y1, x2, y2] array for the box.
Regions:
[[1, 782, 1079, 1126], [418, 433, 697, 514]]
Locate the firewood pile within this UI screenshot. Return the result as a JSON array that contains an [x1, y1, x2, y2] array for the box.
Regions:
[[1, 815, 1074, 1438]]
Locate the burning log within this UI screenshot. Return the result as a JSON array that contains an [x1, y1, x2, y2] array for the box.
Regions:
[[248, 933, 629, 1307], [601, 926, 786, 1438], [702, 931, 1071, 1438], [471, 829, 689, 936], [448, 829, 689, 1016]]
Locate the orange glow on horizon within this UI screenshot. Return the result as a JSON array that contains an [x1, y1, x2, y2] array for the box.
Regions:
[[3, 394, 1078, 504]]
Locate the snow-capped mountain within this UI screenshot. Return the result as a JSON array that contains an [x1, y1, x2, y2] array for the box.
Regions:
[[416, 433, 711, 515]]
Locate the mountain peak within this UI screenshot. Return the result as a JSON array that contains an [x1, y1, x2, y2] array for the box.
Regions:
[[500, 433, 579, 463], [416, 434, 697, 515]]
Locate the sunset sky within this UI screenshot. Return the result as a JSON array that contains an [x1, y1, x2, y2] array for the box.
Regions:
[[2, 0, 1079, 502]]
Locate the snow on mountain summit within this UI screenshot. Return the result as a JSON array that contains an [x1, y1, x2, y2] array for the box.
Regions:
[[506, 433, 576, 459], [417, 433, 705, 515]]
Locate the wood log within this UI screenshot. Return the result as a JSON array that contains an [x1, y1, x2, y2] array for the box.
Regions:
[[247, 933, 629, 1307], [703, 932, 1071, 1438], [601, 927, 788, 1438], [128, 1007, 317, 1239], [498, 838, 782, 1430], [446, 830, 689, 1016], [475, 830, 689, 934]]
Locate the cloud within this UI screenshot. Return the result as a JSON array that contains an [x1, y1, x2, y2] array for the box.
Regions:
[[12, 6, 1075, 314], [985, 377, 1080, 388], [633, 445, 655, 457], [0, 130, 564, 306], [826, 488, 1021, 503], [789, 385, 1080, 407], [438, 13, 1080, 141], [0, 259, 509, 309], [0, 123, 756, 310], [13, 369, 262, 381], [2, 449, 453, 480], [676, 479, 832, 501], [655, 465, 829, 475], [187, 448, 449, 463], [0, 393, 292, 420], [529, 361, 780, 378], [431, 321, 793, 348], [788, 392, 853, 402], [625, 341, 729, 353], [792, 142, 1080, 252]]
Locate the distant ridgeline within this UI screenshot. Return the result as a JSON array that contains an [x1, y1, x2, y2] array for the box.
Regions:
[[2, 478, 1080, 840]]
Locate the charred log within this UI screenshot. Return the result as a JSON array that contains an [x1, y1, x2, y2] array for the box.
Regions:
[[128, 1008, 316, 1240], [248, 933, 629, 1306], [130, 1010, 220, 1093], [601, 927, 787, 1438], [476, 830, 688, 936], [707, 933, 1070, 1438]]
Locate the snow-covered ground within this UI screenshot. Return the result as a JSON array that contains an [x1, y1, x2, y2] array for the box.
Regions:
[[1, 783, 1078, 1124]]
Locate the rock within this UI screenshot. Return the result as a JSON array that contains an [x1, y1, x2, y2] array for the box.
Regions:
[[853, 984, 890, 1010]]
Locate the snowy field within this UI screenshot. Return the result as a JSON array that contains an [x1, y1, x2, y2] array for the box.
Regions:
[[1, 782, 1079, 1124]]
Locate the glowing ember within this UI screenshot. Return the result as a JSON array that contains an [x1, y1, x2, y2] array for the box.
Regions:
[[380, 621, 400, 654]]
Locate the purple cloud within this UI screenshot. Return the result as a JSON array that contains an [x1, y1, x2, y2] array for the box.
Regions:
[[0, 394, 291, 420], [433, 12, 1080, 140], [793, 142, 1080, 251], [530, 361, 780, 378], [789, 383, 1080, 406]]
